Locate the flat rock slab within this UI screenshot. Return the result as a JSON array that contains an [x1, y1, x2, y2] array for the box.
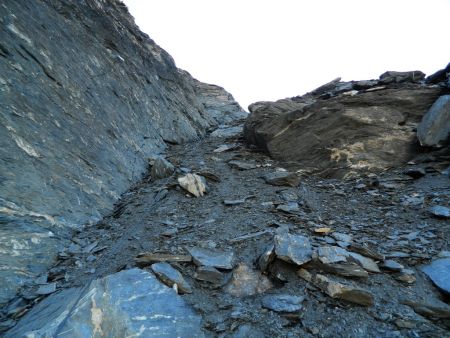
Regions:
[[5, 268, 204, 337], [261, 294, 304, 313], [187, 247, 235, 270], [228, 160, 258, 170], [225, 263, 272, 297], [151, 262, 192, 294], [422, 258, 450, 295], [428, 205, 450, 219], [135, 253, 192, 267], [211, 125, 243, 138], [317, 246, 349, 264], [263, 172, 300, 187], [274, 233, 312, 265], [151, 157, 175, 180], [194, 266, 229, 285]]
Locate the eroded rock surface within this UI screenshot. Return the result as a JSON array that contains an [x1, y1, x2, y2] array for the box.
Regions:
[[0, 0, 243, 305], [244, 77, 446, 178]]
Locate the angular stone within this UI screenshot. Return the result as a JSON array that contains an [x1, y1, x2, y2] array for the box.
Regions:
[[150, 157, 175, 180], [428, 205, 450, 219], [194, 266, 228, 285], [317, 246, 349, 264], [135, 253, 192, 267], [379, 70, 425, 84], [380, 260, 404, 272], [5, 269, 204, 337], [276, 202, 300, 214], [305, 260, 369, 278], [261, 294, 304, 313], [225, 263, 272, 297], [263, 172, 300, 187], [347, 252, 380, 273], [402, 299, 450, 319], [178, 173, 207, 197], [331, 232, 352, 244], [422, 258, 450, 295], [151, 262, 192, 294], [213, 144, 239, 153], [36, 283, 56, 295], [187, 247, 235, 270], [258, 244, 276, 272], [417, 95, 450, 147], [211, 125, 243, 138], [348, 243, 385, 261], [274, 233, 312, 265], [298, 269, 374, 306], [228, 160, 258, 170]]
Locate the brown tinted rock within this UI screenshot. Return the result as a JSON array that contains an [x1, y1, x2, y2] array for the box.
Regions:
[[298, 269, 374, 306], [379, 70, 425, 84], [194, 266, 228, 285], [135, 253, 192, 267], [304, 260, 369, 278], [244, 86, 441, 178], [402, 300, 450, 319], [348, 243, 385, 261], [225, 263, 272, 297]]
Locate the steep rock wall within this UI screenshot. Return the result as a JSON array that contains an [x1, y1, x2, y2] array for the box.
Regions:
[[0, 0, 244, 305]]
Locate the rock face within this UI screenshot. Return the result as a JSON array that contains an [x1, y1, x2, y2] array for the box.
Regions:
[[5, 268, 204, 337], [244, 76, 446, 178], [0, 0, 243, 305]]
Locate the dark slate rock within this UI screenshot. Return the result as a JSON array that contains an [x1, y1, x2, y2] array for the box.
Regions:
[[317, 246, 349, 264], [188, 247, 235, 270], [262, 172, 300, 187], [379, 70, 425, 84], [425, 62, 450, 84], [0, 0, 243, 305], [151, 262, 192, 294], [417, 95, 450, 146], [261, 294, 304, 313], [381, 260, 404, 272], [229, 324, 267, 338], [194, 266, 229, 285], [5, 269, 204, 337], [274, 233, 312, 265], [422, 258, 450, 295], [403, 167, 426, 179], [428, 205, 450, 219], [151, 157, 175, 180]]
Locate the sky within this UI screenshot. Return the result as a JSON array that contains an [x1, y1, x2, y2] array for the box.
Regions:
[[123, 0, 450, 110]]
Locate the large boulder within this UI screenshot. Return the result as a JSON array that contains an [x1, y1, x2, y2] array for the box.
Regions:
[[0, 0, 242, 305], [244, 83, 443, 178], [5, 268, 204, 337], [417, 95, 450, 147]]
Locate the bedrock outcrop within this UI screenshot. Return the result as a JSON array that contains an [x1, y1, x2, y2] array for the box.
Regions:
[[244, 71, 448, 178], [0, 0, 245, 305]]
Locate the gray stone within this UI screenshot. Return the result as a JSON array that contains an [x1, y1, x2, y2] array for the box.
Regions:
[[317, 246, 349, 264], [5, 269, 204, 337], [230, 324, 266, 338], [188, 247, 235, 270], [298, 269, 374, 306], [331, 232, 352, 244], [403, 167, 426, 179], [151, 157, 175, 180], [422, 258, 450, 295], [305, 260, 369, 278], [36, 283, 57, 295], [228, 160, 258, 170], [276, 202, 300, 214], [258, 244, 276, 272], [262, 171, 300, 187], [428, 205, 450, 219], [379, 70, 425, 84], [402, 299, 450, 319], [347, 252, 380, 273], [261, 294, 304, 313], [274, 233, 312, 265], [211, 125, 243, 138], [417, 95, 450, 146], [194, 266, 228, 285], [381, 260, 404, 272], [151, 262, 192, 294]]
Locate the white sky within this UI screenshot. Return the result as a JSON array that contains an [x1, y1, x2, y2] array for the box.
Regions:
[[123, 0, 450, 109]]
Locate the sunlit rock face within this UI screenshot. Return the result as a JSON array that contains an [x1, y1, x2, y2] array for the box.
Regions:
[[0, 0, 244, 305], [244, 79, 445, 178]]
